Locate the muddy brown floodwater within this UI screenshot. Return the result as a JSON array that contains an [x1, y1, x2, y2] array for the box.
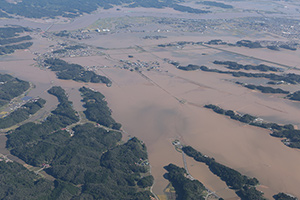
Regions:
[[1, 7, 300, 199], [88, 66, 300, 199], [58, 28, 300, 198]]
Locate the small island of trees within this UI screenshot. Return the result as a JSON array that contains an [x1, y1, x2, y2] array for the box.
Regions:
[[213, 61, 279, 72], [204, 104, 300, 149], [273, 193, 298, 200], [196, 1, 233, 9], [182, 146, 264, 200], [44, 58, 112, 85], [235, 82, 289, 94], [164, 163, 207, 200], [174, 61, 300, 85], [205, 39, 297, 51], [0, 26, 33, 55], [80, 86, 122, 130], [287, 91, 300, 101], [199, 65, 300, 84]]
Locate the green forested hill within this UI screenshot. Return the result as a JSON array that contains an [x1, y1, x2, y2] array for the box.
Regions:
[[0, 98, 46, 129], [3, 86, 153, 199], [0, 73, 30, 107]]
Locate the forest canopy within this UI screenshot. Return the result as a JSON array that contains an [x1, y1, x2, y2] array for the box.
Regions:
[[0, 0, 209, 18], [0, 26, 33, 55], [3, 86, 153, 199], [0, 98, 46, 129], [0, 73, 30, 107], [44, 58, 112, 85]]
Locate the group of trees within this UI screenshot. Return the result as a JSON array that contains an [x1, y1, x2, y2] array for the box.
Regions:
[[0, 35, 31, 45], [170, 4, 209, 14], [206, 39, 297, 51], [267, 45, 280, 51], [204, 104, 300, 149], [273, 193, 298, 200], [54, 30, 70, 38], [177, 64, 202, 71], [3, 86, 154, 199], [158, 41, 198, 48], [231, 80, 300, 102], [0, 26, 33, 55], [206, 39, 228, 45], [207, 39, 267, 49], [176, 61, 300, 85], [213, 61, 279, 72], [196, 1, 233, 9], [0, 26, 31, 38], [0, 0, 209, 19], [0, 42, 33, 55], [7, 86, 79, 150], [279, 44, 297, 51], [164, 163, 206, 200], [137, 176, 154, 188], [199, 65, 300, 84], [0, 161, 54, 199], [0, 98, 45, 129], [271, 129, 300, 148], [266, 44, 298, 51], [182, 146, 264, 200], [236, 40, 263, 48], [44, 58, 112, 85], [0, 73, 30, 107], [2, 126, 154, 199], [177, 62, 298, 84], [204, 104, 295, 132], [204, 104, 257, 124], [194, 61, 300, 99], [80, 86, 122, 130], [235, 82, 289, 94], [287, 91, 300, 101]]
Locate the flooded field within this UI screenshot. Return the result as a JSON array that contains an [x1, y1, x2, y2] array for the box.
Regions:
[[1, 3, 300, 199], [92, 68, 300, 199], [62, 39, 300, 198]]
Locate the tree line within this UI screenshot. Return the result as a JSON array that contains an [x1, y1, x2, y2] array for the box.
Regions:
[[204, 104, 300, 149], [79, 86, 122, 130], [164, 163, 206, 200], [44, 58, 112, 85], [182, 146, 264, 200]]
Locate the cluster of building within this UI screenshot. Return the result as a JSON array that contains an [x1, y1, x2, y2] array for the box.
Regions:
[[119, 59, 161, 72], [35, 44, 103, 65], [233, 17, 300, 39], [86, 16, 217, 35], [0, 153, 12, 163], [155, 18, 211, 33], [0, 97, 38, 119], [135, 158, 149, 167], [96, 28, 111, 32], [61, 127, 75, 137]]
